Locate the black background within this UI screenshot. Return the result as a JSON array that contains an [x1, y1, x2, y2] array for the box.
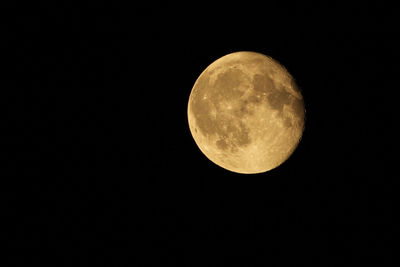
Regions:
[[1, 1, 398, 266]]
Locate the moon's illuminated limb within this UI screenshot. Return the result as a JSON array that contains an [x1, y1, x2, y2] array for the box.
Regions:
[[187, 51, 305, 174]]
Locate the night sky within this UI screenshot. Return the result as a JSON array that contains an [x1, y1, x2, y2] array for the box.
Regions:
[[2, 2, 398, 266]]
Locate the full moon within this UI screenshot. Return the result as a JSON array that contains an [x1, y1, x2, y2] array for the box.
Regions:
[[187, 51, 305, 174]]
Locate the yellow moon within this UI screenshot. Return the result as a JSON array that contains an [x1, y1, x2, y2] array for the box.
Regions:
[[187, 51, 305, 174]]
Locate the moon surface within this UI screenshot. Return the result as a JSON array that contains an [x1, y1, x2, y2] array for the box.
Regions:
[[187, 51, 305, 174]]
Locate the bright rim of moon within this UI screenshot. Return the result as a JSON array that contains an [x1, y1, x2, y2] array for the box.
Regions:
[[187, 51, 305, 174]]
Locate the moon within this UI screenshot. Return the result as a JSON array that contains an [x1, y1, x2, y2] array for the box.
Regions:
[[187, 51, 305, 174]]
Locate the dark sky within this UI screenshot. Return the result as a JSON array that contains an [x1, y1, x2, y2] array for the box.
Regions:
[[2, 2, 398, 266]]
